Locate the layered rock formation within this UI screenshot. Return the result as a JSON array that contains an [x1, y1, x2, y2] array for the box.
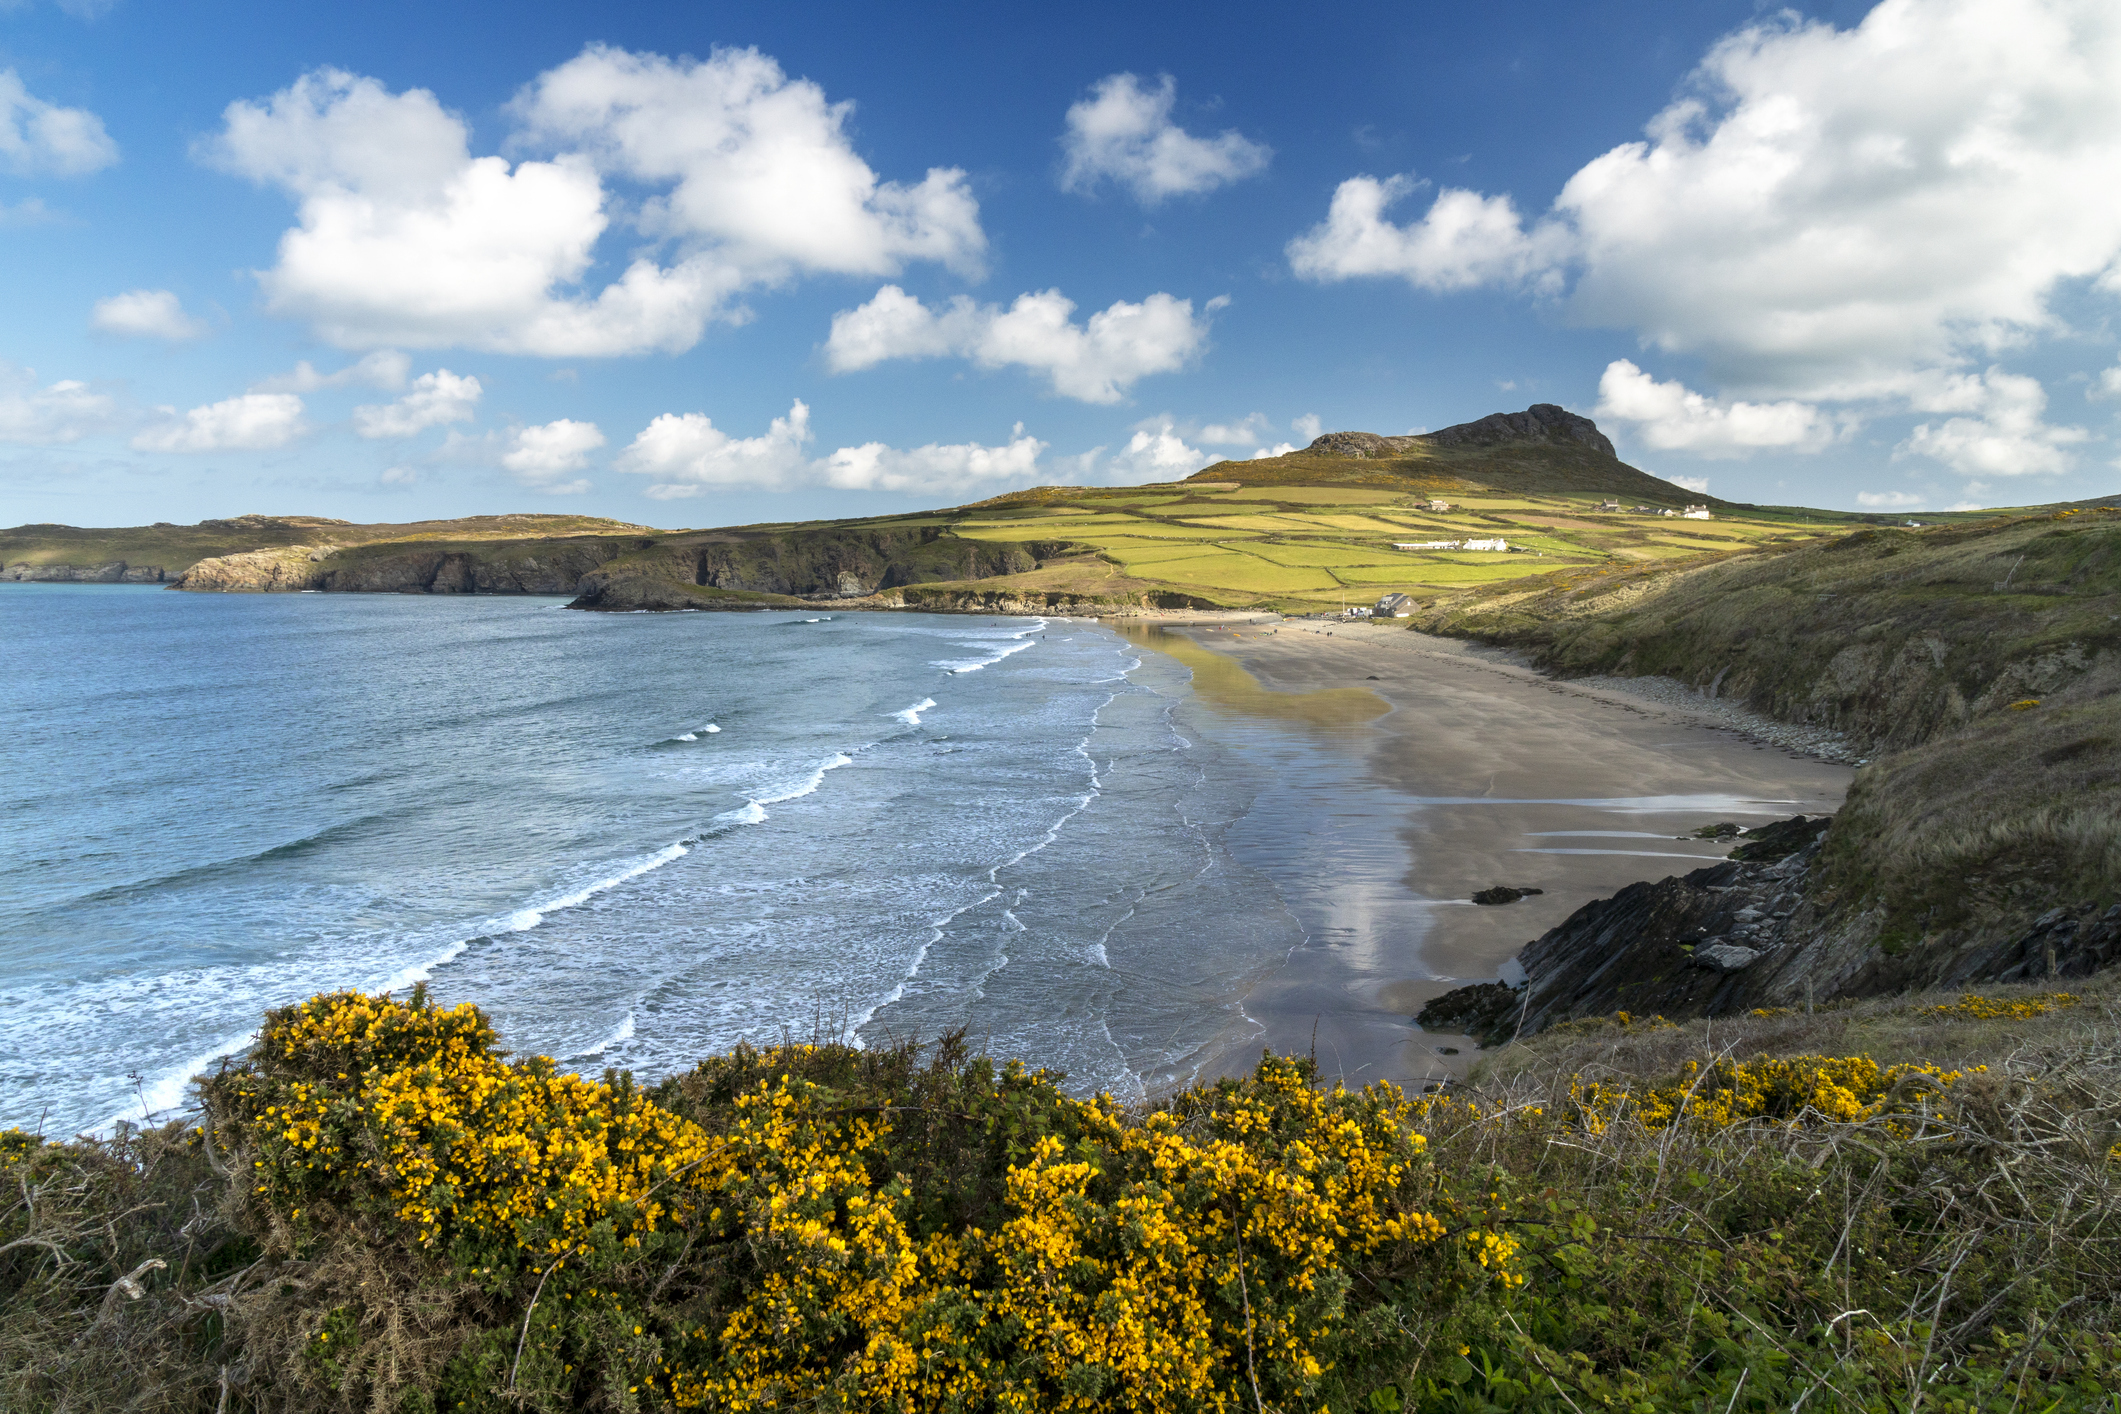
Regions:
[[2, 561, 174, 582], [1423, 817, 2121, 1046]]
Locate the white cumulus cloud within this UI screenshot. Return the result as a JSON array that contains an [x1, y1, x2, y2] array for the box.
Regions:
[[1895, 367, 2086, 475], [252, 350, 411, 394], [90, 289, 207, 341], [352, 369, 482, 438], [0, 69, 117, 176], [617, 401, 1049, 497], [821, 424, 1045, 495], [1664, 474, 1712, 494], [1059, 73, 1269, 204], [1102, 416, 1216, 482], [1857, 489, 1925, 507], [824, 284, 1222, 403], [617, 401, 812, 494], [1594, 359, 1838, 456], [1290, 0, 2121, 430], [132, 393, 305, 453], [511, 45, 984, 280], [0, 362, 120, 444], [1288, 175, 1567, 293], [201, 49, 985, 357], [1194, 413, 1270, 446], [500, 418, 604, 493]]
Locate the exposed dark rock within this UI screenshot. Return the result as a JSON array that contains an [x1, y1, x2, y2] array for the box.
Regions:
[[2, 560, 172, 583], [1419, 404, 1618, 458], [1729, 815, 1830, 861], [1415, 982, 1523, 1043], [1690, 823, 1743, 839], [1692, 942, 1763, 973], [1421, 811, 2121, 1048], [1303, 405, 1618, 461], [1472, 886, 1544, 905]]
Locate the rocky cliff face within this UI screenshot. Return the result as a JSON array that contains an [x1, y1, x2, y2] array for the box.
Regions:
[[167, 522, 1089, 610], [3, 561, 174, 583], [686, 528, 1067, 599], [1420, 826, 2121, 1045], [1304, 404, 1617, 461]]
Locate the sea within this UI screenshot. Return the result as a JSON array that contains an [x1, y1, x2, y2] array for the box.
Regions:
[[1, 586, 1418, 1138]]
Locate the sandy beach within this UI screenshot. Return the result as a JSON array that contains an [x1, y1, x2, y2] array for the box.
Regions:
[[1131, 618, 1853, 1092]]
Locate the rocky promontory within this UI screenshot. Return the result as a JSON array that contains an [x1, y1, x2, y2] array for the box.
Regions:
[[1422, 816, 2121, 1046]]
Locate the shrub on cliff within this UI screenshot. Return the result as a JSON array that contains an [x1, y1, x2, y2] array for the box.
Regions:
[[4, 982, 2118, 1412]]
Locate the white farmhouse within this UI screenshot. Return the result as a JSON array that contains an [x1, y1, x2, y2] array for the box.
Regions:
[[1681, 505, 1712, 519], [1462, 537, 1508, 552], [1394, 540, 1461, 550]]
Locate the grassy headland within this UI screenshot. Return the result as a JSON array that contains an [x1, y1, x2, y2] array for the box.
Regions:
[[1415, 507, 2121, 993]]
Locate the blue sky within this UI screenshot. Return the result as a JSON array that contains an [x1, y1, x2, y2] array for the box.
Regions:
[[2, 0, 2117, 528]]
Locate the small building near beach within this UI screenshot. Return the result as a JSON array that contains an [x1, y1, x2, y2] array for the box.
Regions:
[[1375, 593, 1415, 617]]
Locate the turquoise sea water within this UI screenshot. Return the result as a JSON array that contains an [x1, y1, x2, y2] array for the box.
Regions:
[[3, 586, 1403, 1136]]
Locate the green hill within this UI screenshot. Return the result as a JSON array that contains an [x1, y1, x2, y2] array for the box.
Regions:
[[0, 405, 2086, 613]]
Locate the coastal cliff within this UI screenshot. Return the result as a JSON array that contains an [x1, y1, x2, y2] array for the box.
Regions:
[[164, 521, 1098, 611], [1418, 507, 2121, 1041]]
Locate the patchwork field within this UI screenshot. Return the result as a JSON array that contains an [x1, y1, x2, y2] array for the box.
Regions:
[[930, 450, 1903, 611]]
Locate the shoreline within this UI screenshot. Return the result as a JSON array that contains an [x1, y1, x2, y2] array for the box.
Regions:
[[1139, 619, 1853, 1092]]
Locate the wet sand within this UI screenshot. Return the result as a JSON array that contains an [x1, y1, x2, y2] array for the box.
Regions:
[[1139, 619, 1852, 1092]]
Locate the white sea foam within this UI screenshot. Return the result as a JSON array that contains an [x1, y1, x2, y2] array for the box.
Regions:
[[704, 724, 721, 733], [676, 733, 697, 742], [713, 752, 855, 825], [114, 1024, 262, 1134], [929, 617, 1049, 674], [503, 842, 691, 931], [892, 697, 938, 725], [852, 683, 1113, 1043], [582, 1011, 635, 1057], [378, 939, 470, 991]]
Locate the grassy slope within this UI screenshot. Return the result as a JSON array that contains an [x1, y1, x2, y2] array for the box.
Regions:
[[934, 441, 1892, 612], [1418, 506, 2121, 972]]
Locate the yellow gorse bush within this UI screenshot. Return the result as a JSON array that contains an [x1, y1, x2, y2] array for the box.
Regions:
[[1569, 1054, 1979, 1132], [1918, 992, 2079, 1022], [211, 991, 1478, 1412]]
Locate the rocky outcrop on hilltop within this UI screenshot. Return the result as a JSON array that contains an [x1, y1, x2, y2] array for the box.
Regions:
[[3, 561, 174, 582], [1419, 404, 1617, 457], [1304, 404, 1617, 460]]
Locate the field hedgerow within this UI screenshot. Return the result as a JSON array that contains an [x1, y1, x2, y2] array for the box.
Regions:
[[3, 983, 2119, 1412]]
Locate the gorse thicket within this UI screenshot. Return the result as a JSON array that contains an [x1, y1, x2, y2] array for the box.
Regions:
[[4, 985, 2120, 1412], [204, 989, 1476, 1411]]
